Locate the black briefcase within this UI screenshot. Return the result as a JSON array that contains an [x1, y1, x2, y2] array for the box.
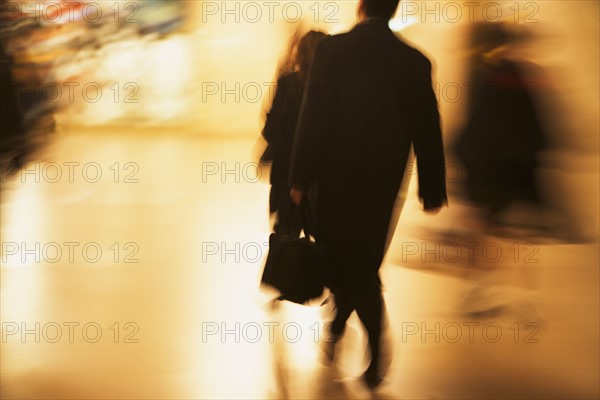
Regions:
[[260, 201, 324, 304]]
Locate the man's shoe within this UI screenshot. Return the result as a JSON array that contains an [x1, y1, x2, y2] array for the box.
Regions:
[[362, 368, 383, 390]]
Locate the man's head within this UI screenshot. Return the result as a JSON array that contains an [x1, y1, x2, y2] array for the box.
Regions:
[[358, 0, 400, 21]]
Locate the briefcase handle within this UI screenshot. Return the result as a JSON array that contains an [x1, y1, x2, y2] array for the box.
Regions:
[[280, 199, 317, 239]]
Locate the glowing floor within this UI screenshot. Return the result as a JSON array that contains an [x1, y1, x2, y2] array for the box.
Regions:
[[1, 128, 598, 399]]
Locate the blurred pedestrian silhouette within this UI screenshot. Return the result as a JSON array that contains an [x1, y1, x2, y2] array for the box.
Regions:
[[1, 38, 57, 185], [289, 0, 447, 389], [261, 30, 328, 235], [0, 43, 26, 179], [452, 22, 552, 319], [454, 22, 548, 234]]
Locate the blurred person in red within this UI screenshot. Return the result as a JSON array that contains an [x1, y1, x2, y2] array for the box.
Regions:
[[451, 22, 555, 319], [454, 22, 548, 236]]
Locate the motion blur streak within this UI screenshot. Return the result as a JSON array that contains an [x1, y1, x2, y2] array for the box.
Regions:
[[1, 1, 598, 399]]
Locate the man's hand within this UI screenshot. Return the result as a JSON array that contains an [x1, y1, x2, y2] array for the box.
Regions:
[[290, 187, 305, 206]]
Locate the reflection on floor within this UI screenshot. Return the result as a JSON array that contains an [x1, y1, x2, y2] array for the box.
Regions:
[[1, 128, 598, 399]]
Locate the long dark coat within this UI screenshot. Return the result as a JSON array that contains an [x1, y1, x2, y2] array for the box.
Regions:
[[290, 20, 447, 290]]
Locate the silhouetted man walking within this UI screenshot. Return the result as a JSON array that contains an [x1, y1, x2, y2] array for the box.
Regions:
[[290, 0, 447, 389]]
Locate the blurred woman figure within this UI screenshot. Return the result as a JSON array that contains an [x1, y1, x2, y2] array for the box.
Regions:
[[453, 22, 550, 319], [454, 22, 547, 232], [261, 30, 328, 234]]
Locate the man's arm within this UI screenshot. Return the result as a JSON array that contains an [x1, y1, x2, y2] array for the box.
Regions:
[[412, 55, 448, 211]]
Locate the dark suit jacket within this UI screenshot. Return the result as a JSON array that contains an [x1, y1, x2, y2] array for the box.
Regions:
[[289, 19, 447, 289]]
